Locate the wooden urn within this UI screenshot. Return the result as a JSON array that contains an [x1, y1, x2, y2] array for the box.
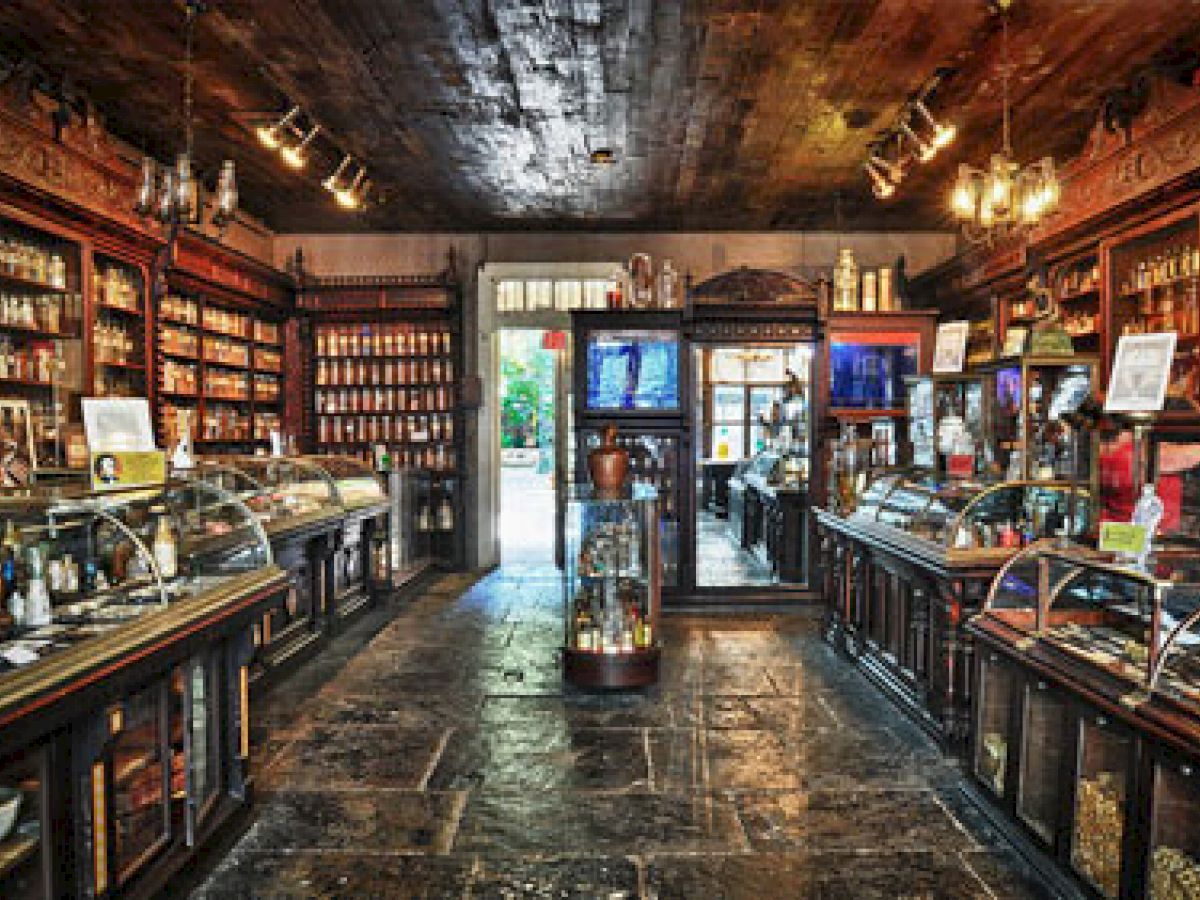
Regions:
[[587, 424, 629, 496]]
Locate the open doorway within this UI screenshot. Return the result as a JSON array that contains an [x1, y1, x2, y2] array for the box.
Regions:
[[498, 328, 565, 564]]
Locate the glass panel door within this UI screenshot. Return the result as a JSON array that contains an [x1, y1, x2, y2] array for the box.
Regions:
[[1072, 715, 1131, 899], [1017, 680, 1066, 845]]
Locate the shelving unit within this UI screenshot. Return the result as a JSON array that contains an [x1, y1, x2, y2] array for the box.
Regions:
[[299, 271, 466, 569], [155, 285, 285, 452], [92, 254, 149, 400]]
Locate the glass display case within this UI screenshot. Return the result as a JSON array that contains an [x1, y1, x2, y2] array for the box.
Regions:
[[1017, 679, 1068, 845], [562, 485, 660, 689], [0, 748, 45, 898], [192, 456, 338, 528], [1072, 713, 1132, 898], [0, 479, 269, 679], [974, 650, 1017, 798], [904, 374, 985, 477], [849, 477, 1090, 555], [980, 355, 1098, 484], [300, 454, 387, 512], [1151, 757, 1200, 899]]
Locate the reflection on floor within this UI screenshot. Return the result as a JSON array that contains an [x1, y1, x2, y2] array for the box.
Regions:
[[192, 568, 1051, 899], [696, 509, 776, 587]]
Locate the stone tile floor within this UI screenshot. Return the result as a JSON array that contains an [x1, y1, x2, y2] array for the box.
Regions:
[[191, 567, 1054, 899]]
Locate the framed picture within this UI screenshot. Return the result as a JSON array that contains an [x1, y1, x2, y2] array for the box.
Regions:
[[1105, 332, 1178, 413], [1002, 327, 1028, 357], [932, 321, 970, 374], [0, 399, 37, 486]]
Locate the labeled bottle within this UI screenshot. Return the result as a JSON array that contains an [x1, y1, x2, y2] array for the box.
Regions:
[[153, 516, 178, 579]]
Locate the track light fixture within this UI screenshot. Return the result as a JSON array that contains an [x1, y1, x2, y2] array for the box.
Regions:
[[911, 99, 956, 150], [281, 122, 320, 169], [864, 162, 895, 199], [335, 167, 367, 209], [898, 118, 935, 164], [256, 105, 300, 150], [322, 154, 354, 192]]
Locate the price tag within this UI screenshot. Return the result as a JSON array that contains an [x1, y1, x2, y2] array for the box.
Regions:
[[1098, 522, 1148, 554]]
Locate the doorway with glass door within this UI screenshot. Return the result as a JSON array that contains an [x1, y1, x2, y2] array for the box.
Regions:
[[694, 343, 815, 590], [498, 328, 568, 565]]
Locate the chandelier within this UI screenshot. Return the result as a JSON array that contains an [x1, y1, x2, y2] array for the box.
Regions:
[[950, 0, 1059, 243], [133, 1, 237, 233]]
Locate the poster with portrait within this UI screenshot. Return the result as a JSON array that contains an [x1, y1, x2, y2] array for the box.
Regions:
[[932, 321, 970, 374], [1105, 332, 1177, 413], [0, 399, 36, 487]]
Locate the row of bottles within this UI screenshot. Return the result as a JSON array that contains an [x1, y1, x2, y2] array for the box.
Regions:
[[202, 404, 251, 441], [1058, 261, 1100, 298], [93, 265, 140, 311], [253, 411, 281, 441], [0, 291, 74, 334], [204, 336, 249, 368], [415, 496, 455, 532], [203, 369, 248, 401], [315, 325, 452, 358], [161, 360, 198, 395], [161, 293, 199, 324], [253, 320, 280, 345], [316, 356, 454, 386], [1063, 311, 1100, 337], [1121, 280, 1200, 337], [1121, 243, 1200, 294], [604, 254, 681, 309], [161, 325, 199, 358], [0, 237, 69, 289], [381, 447, 456, 472], [0, 337, 57, 383], [255, 347, 282, 372], [316, 413, 455, 445], [93, 320, 139, 365], [316, 385, 454, 414], [254, 375, 280, 402], [95, 367, 143, 398], [832, 249, 897, 313], [202, 305, 250, 339]]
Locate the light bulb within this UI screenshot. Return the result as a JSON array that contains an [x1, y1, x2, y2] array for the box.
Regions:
[[281, 123, 320, 170], [950, 166, 976, 219], [257, 106, 300, 150], [335, 167, 366, 209], [134, 156, 156, 217]]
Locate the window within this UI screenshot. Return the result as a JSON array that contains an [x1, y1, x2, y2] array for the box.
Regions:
[[496, 278, 614, 314], [702, 346, 812, 459]]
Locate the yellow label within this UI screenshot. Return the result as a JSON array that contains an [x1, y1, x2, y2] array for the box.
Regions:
[[90, 450, 167, 492], [1098, 522, 1148, 555], [92, 760, 107, 894], [108, 707, 123, 735]]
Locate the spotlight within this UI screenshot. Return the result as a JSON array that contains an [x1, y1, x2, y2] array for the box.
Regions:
[[256, 105, 300, 150], [322, 154, 354, 193], [281, 122, 320, 169], [335, 167, 366, 209], [912, 99, 956, 150], [864, 162, 895, 199], [899, 118, 935, 163], [867, 151, 903, 186]]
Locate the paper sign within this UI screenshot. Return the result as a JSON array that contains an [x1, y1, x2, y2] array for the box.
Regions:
[[82, 398, 156, 453], [1098, 521, 1148, 555], [90, 450, 167, 492], [1105, 333, 1177, 413], [933, 321, 970, 374]]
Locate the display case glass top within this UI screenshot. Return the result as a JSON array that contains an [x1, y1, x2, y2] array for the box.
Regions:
[[0, 479, 270, 685], [850, 477, 1090, 552], [190, 456, 341, 529], [982, 543, 1200, 713], [299, 454, 387, 510]]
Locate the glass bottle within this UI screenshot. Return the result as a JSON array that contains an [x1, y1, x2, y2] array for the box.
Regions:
[[834, 248, 859, 312]]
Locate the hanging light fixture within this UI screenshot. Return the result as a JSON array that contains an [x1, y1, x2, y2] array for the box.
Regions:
[[256, 105, 300, 150], [322, 154, 354, 193], [949, 0, 1059, 243], [133, 1, 238, 235], [280, 122, 321, 169]]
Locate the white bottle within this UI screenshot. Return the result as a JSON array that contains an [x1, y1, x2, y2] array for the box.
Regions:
[[8, 589, 25, 627], [25, 549, 51, 627], [153, 517, 178, 579]]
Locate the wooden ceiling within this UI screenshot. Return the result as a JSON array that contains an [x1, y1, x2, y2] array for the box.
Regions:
[[1, 0, 1198, 233]]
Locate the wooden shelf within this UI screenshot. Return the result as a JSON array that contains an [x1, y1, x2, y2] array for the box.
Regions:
[[96, 303, 143, 318], [316, 382, 454, 390], [203, 358, 251, 371], [161, 348, 199, 362], [159, 315, 199, 329], [203, 329, 251, 342], [194, 437, 264, 445], [97, 359, 145, 371], [205, 395, 252, 404], [0, 376, 53, 389], [1057, 289, 1100, 304], [316, 353, 452, 361], [0, 321, 77, 340], [158, 388, 199, 399], [0, 271, 71, 295]]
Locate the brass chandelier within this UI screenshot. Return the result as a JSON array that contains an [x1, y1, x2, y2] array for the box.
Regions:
[[950, 0, 1060, 244]]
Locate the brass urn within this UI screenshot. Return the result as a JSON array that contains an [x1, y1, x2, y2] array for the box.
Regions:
[[587, 424, 629, 496]]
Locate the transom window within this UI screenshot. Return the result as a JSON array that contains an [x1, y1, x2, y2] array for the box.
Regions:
[[496, 278, 611, 313]]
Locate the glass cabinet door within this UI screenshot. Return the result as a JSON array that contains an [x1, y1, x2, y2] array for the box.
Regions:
[[1071, 714, 1131, 899], [182, 652, 221, 840], [1151, 758, 1200, 899], [0, 750, 45, 899], [975, 653, 1017, 797], [1018, 680, 1067, 844], [111, 682, 170, 886]]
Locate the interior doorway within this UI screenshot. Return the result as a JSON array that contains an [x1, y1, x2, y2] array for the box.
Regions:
[[498, 328, 567, 564]]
